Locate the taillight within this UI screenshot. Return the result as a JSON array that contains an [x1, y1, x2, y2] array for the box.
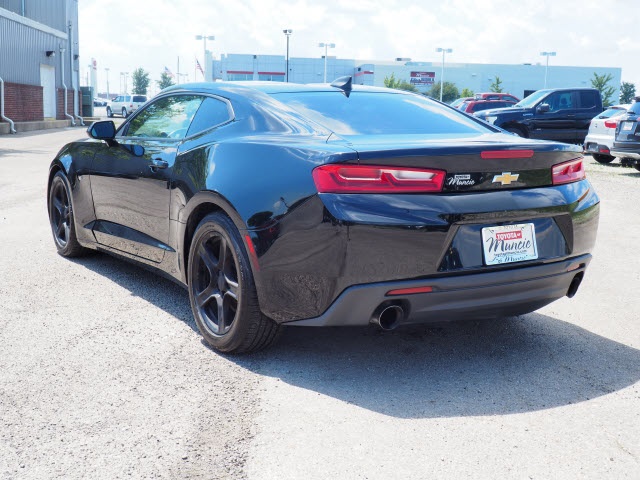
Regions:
[[604, 119, 618, 129], [312, 164, 446, 193], [552, 158, 585, 185]]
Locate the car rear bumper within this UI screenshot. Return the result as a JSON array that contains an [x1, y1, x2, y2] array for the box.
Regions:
[[610, 146, 640, 161], [285, 254, 591, 327]]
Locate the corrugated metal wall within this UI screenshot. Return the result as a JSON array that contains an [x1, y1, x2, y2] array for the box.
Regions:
[[0, 0, 66, 30], [0, 0, 79, 88]]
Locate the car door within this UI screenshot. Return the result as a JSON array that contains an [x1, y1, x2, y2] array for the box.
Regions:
[[90, 94, 205, 263], [529, 91, 577, 142]]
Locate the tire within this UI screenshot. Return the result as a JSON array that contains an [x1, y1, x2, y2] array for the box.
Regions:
[[634, 165, 640, 173], [187, 212, 280, 354], [504, 126, 526, 137], [48, 171, 89, 257], [592, 154, 615, 164], [106, 106, 113, 118], [122, 107, 128, 118]]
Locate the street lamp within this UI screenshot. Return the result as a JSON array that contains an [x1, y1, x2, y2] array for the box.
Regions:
[[435, 47, 452, 102], [196, 34, 215, 81], [283, 29, 292, 82], [540, 51, 556, 88], [105, 67, 110, 99], [318, 42, 335, 83]]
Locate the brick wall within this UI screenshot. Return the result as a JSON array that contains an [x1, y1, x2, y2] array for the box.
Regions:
[[0, 83, 44, 122]]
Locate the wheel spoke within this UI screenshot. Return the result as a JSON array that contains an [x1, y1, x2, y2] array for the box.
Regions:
[[56, 220, 65, 237], [198, 242, 220, 277], [63, 222, 70, 242], [224, 276, 239, 300], [196, 284, 218, 309], [218, 237, 228, 271], [53, 195, 64, 216], [216, 295, 226, 332]]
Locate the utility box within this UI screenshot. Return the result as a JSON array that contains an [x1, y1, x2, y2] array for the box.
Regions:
[[81, 86, 94, 117]]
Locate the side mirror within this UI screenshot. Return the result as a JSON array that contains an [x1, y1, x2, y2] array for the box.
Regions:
[[537, 103, 550, 113], [87, 120, 116, 140]]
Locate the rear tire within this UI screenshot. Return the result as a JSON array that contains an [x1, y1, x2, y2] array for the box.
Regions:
[[592, 154, 615, 164], [187, 212, 280, 354], [48, 171, 89, 257], [122, 107, 128, 118]]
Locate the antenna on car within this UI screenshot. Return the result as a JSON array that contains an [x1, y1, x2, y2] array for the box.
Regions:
[[330, 76, 353, 97]]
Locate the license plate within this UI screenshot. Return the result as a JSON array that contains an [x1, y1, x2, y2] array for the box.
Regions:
[[622, 122, 634, 131], [482, 223, 538, 265]]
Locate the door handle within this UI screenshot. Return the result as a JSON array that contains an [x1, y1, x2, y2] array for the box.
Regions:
[[149, 158, 169, 171]]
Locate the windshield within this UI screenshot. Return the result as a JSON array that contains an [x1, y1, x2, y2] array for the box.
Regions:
[[271, 91, 491, 136], [514, 90, 550, 108]]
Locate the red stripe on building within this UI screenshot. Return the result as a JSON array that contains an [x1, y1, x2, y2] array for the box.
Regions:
[[354, 71, 374, 77]]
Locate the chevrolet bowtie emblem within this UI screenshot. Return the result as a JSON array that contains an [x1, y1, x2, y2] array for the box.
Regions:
[[492, 172, 520, 185]]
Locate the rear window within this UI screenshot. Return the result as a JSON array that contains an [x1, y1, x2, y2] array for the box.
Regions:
[[596, 107, 629, 119], [132, 95, 147, 103], [628, 102, 640, 115], [272, 91, 490, 136]]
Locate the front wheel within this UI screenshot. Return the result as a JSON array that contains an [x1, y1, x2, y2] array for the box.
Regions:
[[48, 171, 89, 257], [187, 212, 280, 354], [592, 154, 615, 164], [106, 106, 113, 118]]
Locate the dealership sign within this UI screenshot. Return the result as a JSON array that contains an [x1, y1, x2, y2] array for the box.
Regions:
[[410, 71, 435, 85]]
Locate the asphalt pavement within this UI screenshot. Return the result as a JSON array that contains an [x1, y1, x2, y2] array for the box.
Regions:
[[0, 127, 638, 479]]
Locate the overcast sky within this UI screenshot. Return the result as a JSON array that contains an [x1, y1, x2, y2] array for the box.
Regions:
[[79, 0, 637, 95]]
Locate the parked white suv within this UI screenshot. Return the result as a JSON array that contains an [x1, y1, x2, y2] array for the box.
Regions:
[[106, 94, 148, 118]]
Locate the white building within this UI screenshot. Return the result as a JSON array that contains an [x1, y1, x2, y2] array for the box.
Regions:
[[213, 53, 622, 102]]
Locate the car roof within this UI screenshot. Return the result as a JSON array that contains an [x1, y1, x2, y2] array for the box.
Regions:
[[161, 81, 409, 98]]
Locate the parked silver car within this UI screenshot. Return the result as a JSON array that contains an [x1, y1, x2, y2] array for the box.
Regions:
[[106, 94, 148, 118], [584, 104, 630, 163]]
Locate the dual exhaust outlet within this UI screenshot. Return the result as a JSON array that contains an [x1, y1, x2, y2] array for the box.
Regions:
[[370, 271, 585, 332]]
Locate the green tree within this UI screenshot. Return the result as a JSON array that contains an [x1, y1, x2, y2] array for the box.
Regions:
[[460, 88, 474, 98], [383, 73, 419, 92], [490, 76, 503, 93], [427, 82, 459, 103], [620, 81, 636, 104], [590, 72, 615, 107], [157, 71, 175, 90], [132, 67, 150, 95]]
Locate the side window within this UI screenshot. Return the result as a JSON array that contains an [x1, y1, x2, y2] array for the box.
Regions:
[[579, 91, 598, 109], [125, 95, 204, 139], [546, 92, 573, 112], [186, 97, 232, 137]]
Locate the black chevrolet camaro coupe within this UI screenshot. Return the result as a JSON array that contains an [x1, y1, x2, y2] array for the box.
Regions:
[[47, 79, 599, 353]]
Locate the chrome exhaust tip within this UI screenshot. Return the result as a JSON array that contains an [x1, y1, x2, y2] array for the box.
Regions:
[[371, 304, 404, 331]]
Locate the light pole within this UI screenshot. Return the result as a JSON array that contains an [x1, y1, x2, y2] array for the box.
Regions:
[[540, 51, 556, 88], [195, 34, 215, 81], [435, 47, 452, 102], [283, 29, 292, 82], [105, 67, 110, 99], [318, 42, 335, 83]]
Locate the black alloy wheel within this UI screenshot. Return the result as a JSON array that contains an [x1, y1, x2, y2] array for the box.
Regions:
[[187, 213, 280, 353], [48, 171, 87, 257]]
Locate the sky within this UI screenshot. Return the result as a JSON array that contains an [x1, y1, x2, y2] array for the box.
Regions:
[[78, 0, 638, 96]]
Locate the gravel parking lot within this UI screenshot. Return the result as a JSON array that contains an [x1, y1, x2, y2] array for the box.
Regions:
[[1, 127, 639, 479]]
